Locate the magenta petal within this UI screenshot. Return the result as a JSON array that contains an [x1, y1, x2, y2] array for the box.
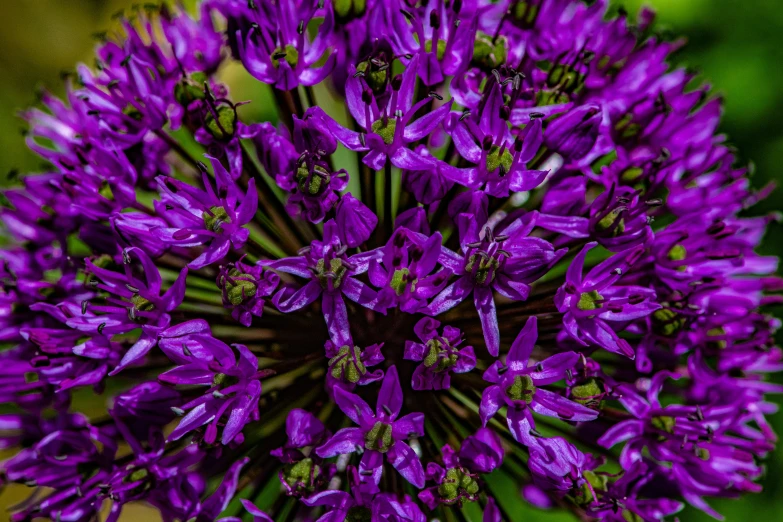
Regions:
[[479, 385, 503, 426], [315, 427, 364, 458], [597, 419, 645, 448], [507, 316, 538, 371], [528, 351, 579, 385], [531, 388, 599, 422], [322, 292, 350, 343], [507, 407, 538, 447], [222, 379, 261, 444], [392, 412, 425, 440], [474, 286, 500, 357], [426, 276, 473, 316], [332, 386, 373, 425], [273, 280, 322, 312], [377, 365, 403, 419], [388, 440, 425, 488]]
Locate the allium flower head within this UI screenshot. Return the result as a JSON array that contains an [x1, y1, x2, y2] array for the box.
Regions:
[[1, 1, 780, 521]]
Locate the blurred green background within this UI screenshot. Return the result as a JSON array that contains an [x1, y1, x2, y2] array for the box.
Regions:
[[0, 0, 781, 520]]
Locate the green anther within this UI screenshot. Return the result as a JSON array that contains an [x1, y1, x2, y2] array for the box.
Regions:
[[472, 33, 507, 70], [333, 0, 367, 23], [226, 276, 257, 306], [424, 38, 448, 60], [122, 104, 143, 121], [365, 421, 393, 453], [505, 374, 536, 403], [271, 44, 300, 68], [99, 182, 114, 201], [485, 145, 514, 174], [423, 339, 459, 372], [577, 290, 603, 311], [174, 71, 208, 106], [204, 105, 237, 141], [652, 308, 686, 337], [390, 268, 416, 295], [706, 327, 727, 350], [24, 372, 39, 384], [621, 166, 644, 183], [295, 164, 330, 195], [213, 372, 240, 388], [465, 253, 500, 286], [127, 468, 149, 483], [695, 447, 710, 460], [315, 257, 348, 290], [667, 244, 687, 262], [438, 467, 479, 502], [535, 89, 571, 106], [570, 378, 605, 409], [283, 458, 320, 492], [355, 60, 388, 94], [329, 345, 367, 383], [204, 206, 231, 232], [130, 294, 155, 312], [650, 415, 676, 434], [614, 113, 640, 140], [345, 506, 372, 522], [371, 118, 398, 145], [511, 1, 539, 27], [596, 211, 626, 236]]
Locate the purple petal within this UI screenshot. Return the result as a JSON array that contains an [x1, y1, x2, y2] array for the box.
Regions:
[[507, 316, 537, 371], [377, 365, 403, 419], [388, 440, 425, 488], [315, 427, 365, 458]]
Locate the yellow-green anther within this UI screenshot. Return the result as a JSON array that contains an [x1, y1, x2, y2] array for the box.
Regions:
[[295, 164, 330, 195], [652, 308, 686, 336], [621, 166, 644, 183], [271, 44, 300, 68], [205, 105, 237, 141], [204, 205, 231, 232], [131, 294, 155, 312], [390, 268, 414, 295], [334, 0, 367, 23], [226, 277, 257, 306], [438, 467, 479, 502], [485, 145, 514, 174], [667, 244, 687, 262], [511, 1, 539, 26], [424, 38, 448, 60], [465, 253, 500, 286], [365, 421, 393, 453], [127, 468, 149, 483], [329, 345, 366, 383], [614, 113, 641, 139], [706, 327, 727, 350], [595, 211, 626, 236], [423, 339, 459, 372], [99, 182, 114, 201], [577, 290, 603, 311], [570, 378, 605, 408], [213, 372, 239, 388], [473, 33, 507, 70], [371, 118, 397, 145], [650, 416, 676, 434], [356, 59, 388, 94], [505, 374, 536, 403], [174, 72, 208, 106], [283, 458, 320, 491]]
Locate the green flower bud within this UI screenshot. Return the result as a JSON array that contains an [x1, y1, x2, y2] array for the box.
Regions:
[[315, 257, 349, 290], [283, 458, 320, 493], [485, 145, 514, 175], [473, 33, 507, 70], [570, 378, 605, 409], [437, 467, 480, 503], [329, 345, 367, 383]]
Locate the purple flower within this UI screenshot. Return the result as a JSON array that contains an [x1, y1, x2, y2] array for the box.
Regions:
[[369, 228, 447, 313], [160, 335, 268, 445], [311, 54, 455, 171], [266, 220, 384, 342], [216, 257, 279, 327], [155, 157, 257, 269], [404, 317, 476, 390], [555, 242, 659, 358], [271, 408, 332, 497], [230, 0, 336, 90], [479, 317, 597, 446], [427, 214, 565, 356], [418, 427, 503, 509], [325, 335, 385, 394], [316, 366, 426, 488]]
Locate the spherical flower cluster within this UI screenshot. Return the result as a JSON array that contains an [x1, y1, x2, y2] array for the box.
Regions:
[[1, 1, 780, 521]]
